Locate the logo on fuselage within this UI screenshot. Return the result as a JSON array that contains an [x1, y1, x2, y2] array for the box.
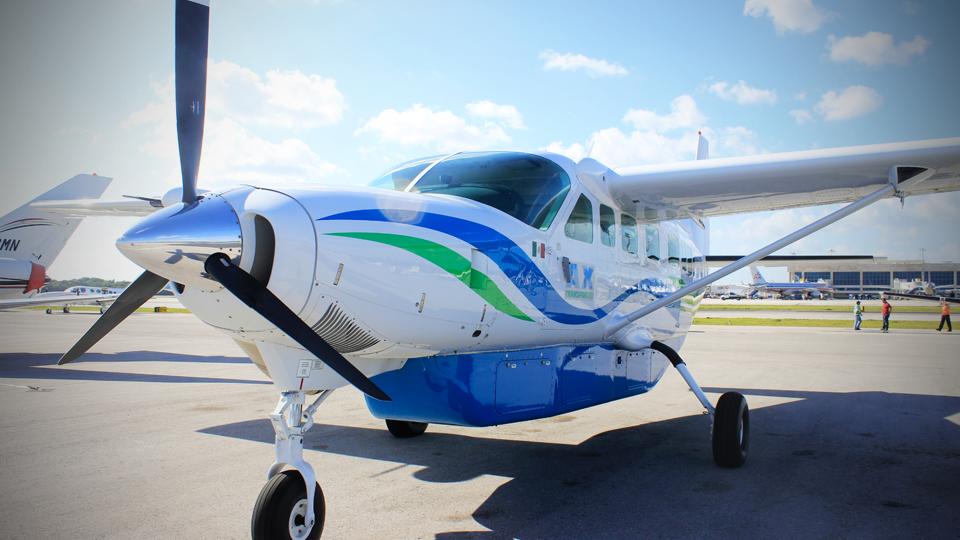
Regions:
[[565, 262, 594, 299]]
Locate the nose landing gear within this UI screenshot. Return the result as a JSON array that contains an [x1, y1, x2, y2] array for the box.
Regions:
[[251, 390, 333, 540]]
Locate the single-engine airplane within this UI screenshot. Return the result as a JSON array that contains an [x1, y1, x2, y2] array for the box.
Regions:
[[58, 1, 960, 538]]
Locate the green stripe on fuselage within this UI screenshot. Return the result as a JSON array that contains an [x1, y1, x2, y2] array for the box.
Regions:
[[326, 232, 534, 322]]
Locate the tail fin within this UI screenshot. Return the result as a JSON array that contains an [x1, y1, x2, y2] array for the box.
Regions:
[[0, 174, 111, 265], [749, 265, 767, 285]]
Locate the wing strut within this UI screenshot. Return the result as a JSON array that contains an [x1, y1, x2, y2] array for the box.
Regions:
[[605, 180, 903, 338]]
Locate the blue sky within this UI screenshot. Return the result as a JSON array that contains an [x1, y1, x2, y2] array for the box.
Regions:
[[1, 0, 958, 282]]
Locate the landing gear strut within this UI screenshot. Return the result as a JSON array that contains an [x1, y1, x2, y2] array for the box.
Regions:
[[252, 390, 333, 540], [651, 341, 749, 468]]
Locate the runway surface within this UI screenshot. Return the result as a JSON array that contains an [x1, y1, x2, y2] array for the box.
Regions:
[[0, 311, 957, 539]]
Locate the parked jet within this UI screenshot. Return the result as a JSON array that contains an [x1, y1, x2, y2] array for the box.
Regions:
[[749, 265, 833, 299], [0, 174, 111, 301], [57, 2, 960, 538]]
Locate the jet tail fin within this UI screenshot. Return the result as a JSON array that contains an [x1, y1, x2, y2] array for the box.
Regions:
[[0, 174, 112, 265], [696, 131, 710, 160], [749, 265, 767, 285]]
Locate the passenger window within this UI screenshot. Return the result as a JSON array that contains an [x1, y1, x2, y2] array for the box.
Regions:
[[667, 232, 680, 264], [564, 194, 594, 243], [599, 205, 615, 247], [645, 224, 660, 260], [621, 214, 638, 255]]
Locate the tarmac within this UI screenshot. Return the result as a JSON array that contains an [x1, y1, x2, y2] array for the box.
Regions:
[[0, 310, 957, 539]]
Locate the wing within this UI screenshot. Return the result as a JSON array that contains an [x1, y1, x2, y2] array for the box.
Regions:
[[0, 293, 118, 310], [883, 292, 960, 305], [610, 137, 960, 219], [30, 198, 159, 217]]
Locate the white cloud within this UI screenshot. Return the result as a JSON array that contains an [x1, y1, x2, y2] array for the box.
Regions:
[[355, 103, 513, 153], [207, 60, 345, 129], [542, 141, 587, 162], [622, 95, 705, 132], [465, 100, 525, 129], [708, 80, 778, 105], [814, 86, 882, 121], [743, 0, 828, 34], [124, 61, 342, 189], [827, 32, 929, 67], [789, 109, 813, 124], [539, 50, 628, 77], [544, 96, 759, 168]]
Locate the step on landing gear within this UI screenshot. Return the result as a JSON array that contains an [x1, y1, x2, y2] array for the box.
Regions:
[[252, 390, 333, 540], [650, 341, 749, 468]]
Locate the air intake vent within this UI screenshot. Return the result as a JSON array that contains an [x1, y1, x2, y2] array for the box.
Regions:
[[310, 304, 380, 353]]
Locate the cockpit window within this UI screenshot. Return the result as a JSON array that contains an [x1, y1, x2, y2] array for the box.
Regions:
[[407, 152, 572, 230], [369, 156, 441, 191]]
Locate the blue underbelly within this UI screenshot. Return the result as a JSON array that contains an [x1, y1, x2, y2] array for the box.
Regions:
[[365, 344, 671, 427]]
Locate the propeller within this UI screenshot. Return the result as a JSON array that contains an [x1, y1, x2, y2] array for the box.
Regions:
[[61, 0, 391, 401], [57, 0, 208, 362], [174, 0, 209, 204], [58, 271, 169, 365], [204, 253, 391, 401]]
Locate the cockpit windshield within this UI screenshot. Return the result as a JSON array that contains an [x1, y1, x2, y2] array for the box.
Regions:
[[392, 152, 571, 230], [368, 155, 441, 191]]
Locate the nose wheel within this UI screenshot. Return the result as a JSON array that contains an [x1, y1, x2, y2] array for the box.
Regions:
[[252, 470, 325, 540]]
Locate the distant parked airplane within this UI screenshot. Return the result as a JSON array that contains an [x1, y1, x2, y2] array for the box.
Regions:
[[749, 265, 833, 299]]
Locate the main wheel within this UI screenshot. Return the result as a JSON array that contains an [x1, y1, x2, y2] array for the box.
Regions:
[[712, 391, 749, 468], [386, 419, 428, 438], [62, 306, 71, 314], [251, 470, 325, 540], [45, 308, 52, 315]]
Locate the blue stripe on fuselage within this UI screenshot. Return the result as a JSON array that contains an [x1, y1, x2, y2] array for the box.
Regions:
[[319, 209, 673, 325]]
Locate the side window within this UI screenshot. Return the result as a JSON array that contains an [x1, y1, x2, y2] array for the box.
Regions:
[[667, 232, 680, 264], [564, 194, 594, 244], [645, 224, 660, 260], [599, 205, 615, 248], [621, 214, 638, 255]]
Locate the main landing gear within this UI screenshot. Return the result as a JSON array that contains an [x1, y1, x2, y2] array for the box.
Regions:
[[252, 390, 333, 540], [651, 341, 749, 468]]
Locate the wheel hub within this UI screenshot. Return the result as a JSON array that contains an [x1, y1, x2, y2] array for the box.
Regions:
[[288, 498, 311, 539]]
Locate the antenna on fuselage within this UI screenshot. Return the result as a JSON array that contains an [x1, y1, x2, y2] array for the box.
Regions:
[[696, 130, 710, 160]]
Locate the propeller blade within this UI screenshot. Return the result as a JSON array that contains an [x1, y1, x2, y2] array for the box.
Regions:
[[204, 253, 392, 401], [175, 0, 210, 204], [59, 271, 169, 365]]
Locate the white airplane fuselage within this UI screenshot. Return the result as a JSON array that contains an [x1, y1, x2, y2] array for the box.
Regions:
[[154, 152, 707, 426]]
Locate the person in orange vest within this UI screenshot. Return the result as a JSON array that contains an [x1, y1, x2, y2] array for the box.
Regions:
[[881, 297, 892, 333], [937, 299, 952, 332]]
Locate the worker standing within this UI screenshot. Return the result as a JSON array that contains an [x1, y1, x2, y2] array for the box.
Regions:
[[881, 297, 892, 333], [938, 299, 952, 332], [853, 300, 863, 330]]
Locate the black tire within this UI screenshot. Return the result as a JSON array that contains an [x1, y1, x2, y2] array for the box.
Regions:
[[251, 470, 325, 540], [386, 419, 428, 438], [45, 308, 52, 315], [62, 306, 70, 314], [712, 391, 749, 468]]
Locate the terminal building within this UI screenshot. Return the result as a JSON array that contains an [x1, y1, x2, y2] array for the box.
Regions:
[[785, 258, 960, 297]]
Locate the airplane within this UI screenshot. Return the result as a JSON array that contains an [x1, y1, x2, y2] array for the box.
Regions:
[[55, 2, 960, 538], [749, 265, 833, 299], [0, 286, 122, 314], [0, 174, 111, 302]]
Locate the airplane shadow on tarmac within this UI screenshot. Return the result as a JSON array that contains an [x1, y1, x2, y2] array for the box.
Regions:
[[200, 388, 960, 539], [0, 352, 270, 385]]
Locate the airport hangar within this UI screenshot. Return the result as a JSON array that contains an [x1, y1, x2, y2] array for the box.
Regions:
[[707, 255, 960, 297]]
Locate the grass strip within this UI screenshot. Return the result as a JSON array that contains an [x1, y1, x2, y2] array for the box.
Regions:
[[699, 304, 939, 313], [693, 316, 940, 330]]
